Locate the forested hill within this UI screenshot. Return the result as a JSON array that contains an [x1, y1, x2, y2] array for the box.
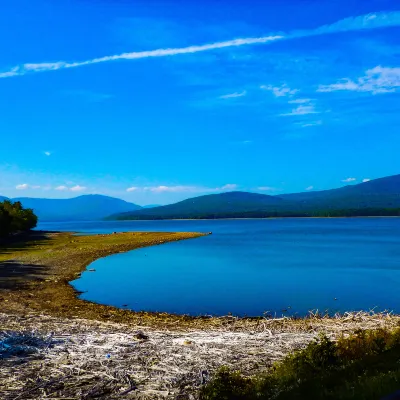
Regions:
[[108, 174, 400, 220]]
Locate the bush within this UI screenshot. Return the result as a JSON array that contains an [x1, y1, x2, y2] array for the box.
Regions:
[[200, 327, 400, 400]]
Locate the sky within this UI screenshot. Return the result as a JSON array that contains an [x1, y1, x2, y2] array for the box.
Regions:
[[0, 0, 399, 205]]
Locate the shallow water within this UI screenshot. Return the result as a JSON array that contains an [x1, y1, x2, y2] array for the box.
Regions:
[[38, 218, 400, 316]]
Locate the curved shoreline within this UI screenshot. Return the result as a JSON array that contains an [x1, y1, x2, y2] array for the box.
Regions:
[[0, 230, 218, 329], [1, 230, 400, 331]]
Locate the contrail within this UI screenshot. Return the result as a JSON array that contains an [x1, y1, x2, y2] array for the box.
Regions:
[[1, 11, 399, 79]]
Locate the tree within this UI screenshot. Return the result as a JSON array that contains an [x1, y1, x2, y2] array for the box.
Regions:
[[0, 200, 38, 238]]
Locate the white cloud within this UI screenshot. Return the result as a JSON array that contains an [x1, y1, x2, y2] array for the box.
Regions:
[[288, 98, 312, 104], [0, 67, 20, 78], [140, 184, 238, 194], [55, 185, 68, 191], [261, 84, 298, 97], [306, 186, 314, 191], [144, 185, 197, 193], [342, 178, 356, 182], [318, 66, 400, 94], [44, 151, 51, 156], [362, 178, 371, 183], [281, 104, 319, 116], [16, 184, 29, 190], [126, 186, 138, 192], [15, 183, 41, 190], [0, 35, 282, 79], [219, 91, 246, 99], [258, 186, 277, 191], [302, 120, 322, 128], [301, 12, 400, 37], [220, 184, 238, 191], [2, 11, 399, 79], [70, 185, 87, 192]]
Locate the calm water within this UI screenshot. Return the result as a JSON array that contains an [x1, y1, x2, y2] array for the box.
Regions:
[[38, 218, 400, 316]]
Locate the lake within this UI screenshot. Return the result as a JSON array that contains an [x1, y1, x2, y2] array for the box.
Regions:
[[37, 218, 400, 317]]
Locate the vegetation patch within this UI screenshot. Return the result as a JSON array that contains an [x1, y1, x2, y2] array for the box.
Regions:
[[0, 200, 37, 238], [201, 327, 400, 400]]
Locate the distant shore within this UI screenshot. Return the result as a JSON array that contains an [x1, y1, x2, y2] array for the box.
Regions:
[[114, 215, 400, 221]]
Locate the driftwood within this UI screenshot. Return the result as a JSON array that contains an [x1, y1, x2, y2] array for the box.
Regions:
[[1, 311, 399, 399]]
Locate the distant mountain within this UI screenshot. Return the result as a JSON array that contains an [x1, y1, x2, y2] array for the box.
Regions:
[[108, 191, 290, 220], [280, 174, 400, 209], [11, 194, 142, 222], [108, 174, 400, 220], [0, 196, 8, 202], [142, 204, 162, 209]]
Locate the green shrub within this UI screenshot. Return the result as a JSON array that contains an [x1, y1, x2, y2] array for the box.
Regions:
[[200, 327, 400, 400]]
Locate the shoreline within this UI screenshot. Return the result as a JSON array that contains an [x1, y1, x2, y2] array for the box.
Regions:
[[108, 215, 400, 222], [1, 230, 399, 329], [0, 230, 217, 329]]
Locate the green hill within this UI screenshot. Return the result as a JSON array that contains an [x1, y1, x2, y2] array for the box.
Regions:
[[108, 174, 400, 220]]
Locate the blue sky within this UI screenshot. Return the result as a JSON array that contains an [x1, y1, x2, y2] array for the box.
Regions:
[[1, 0, 399, 205]]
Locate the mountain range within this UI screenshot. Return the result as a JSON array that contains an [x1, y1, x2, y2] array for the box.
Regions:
[[0, 194, 141, 221], [108, 174, 400, 220], [2, 174, 400, 222]]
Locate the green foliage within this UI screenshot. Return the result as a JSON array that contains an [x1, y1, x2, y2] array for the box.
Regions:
[[201, 327, 400, 400], [0, 200, 37, 238]]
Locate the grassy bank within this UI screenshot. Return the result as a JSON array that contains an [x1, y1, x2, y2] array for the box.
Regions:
[[0, 230, 208, 328]]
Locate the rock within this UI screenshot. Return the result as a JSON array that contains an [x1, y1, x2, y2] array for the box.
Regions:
[[133, 331, 149, 341]]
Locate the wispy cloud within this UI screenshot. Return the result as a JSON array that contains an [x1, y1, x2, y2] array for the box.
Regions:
[[1, 12, 399, 79], [16, 184, 29, 190], [55, 185, 87, 192], [362, 178, 371, 182], [342, 177, 356, 182], [318, 66, 400, 94], [144, 185, 198, 193], [220, 184, 238, 191], [305, 186, 314, 191], [44, 151, 51, 156], [16, 183, 40, 190], [288, 98, 312, 104], [301, 120, 322, 128], [0, 36, 282, 79], [70, 185, 87, 192], [281, 104, 319, 116], [126, 184, 238, 194], [219, 91, 247, 99], [258, 186, 277, 192], [260, 84, 298, 97], [55, 185, 68, 191]]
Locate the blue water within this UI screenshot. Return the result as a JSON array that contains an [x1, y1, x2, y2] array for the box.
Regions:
[[38, 218, 400, 317]]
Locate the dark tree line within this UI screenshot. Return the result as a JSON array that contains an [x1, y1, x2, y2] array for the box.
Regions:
[[112, 207, 400, 220], [0, 200, 38, 238]]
